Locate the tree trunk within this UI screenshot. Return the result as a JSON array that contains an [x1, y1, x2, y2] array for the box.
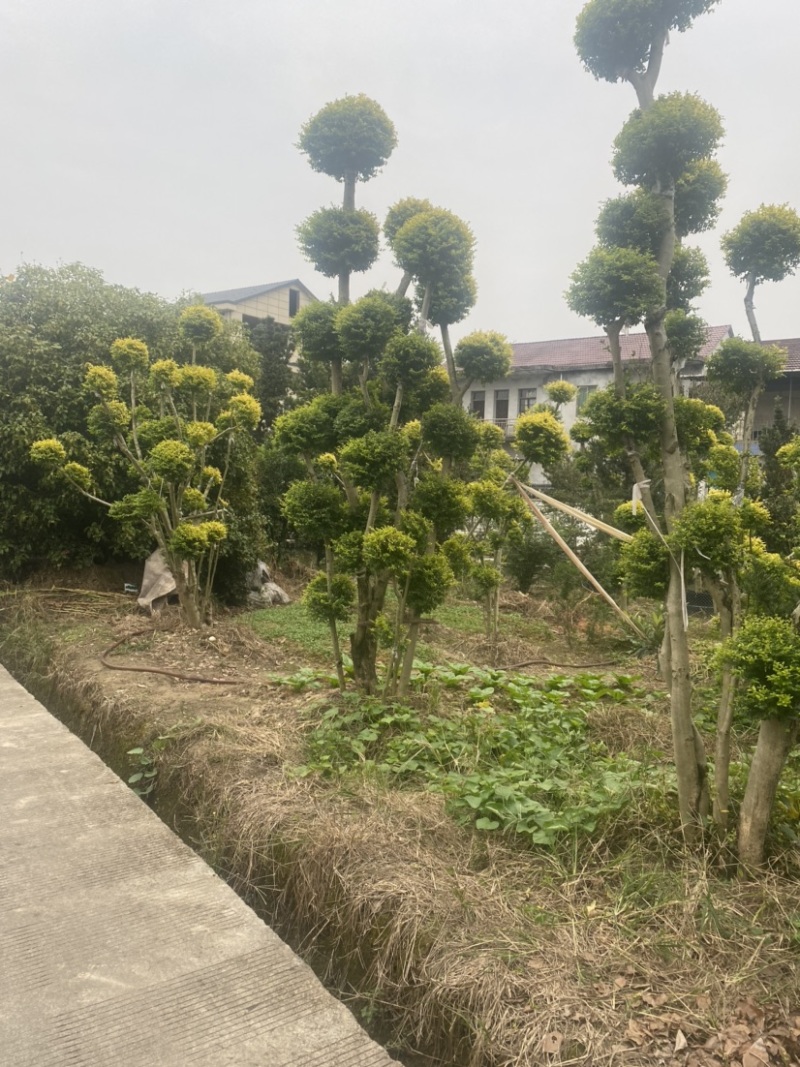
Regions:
[[648, 313, 708, 836], [707, 578, 739, 837], [738, 717, 799, 869], [397, 616, 421, 697], [607, 324, 659, 524], [737, 389, 760, 500], [170, 559, 203, 629], [440, 322, 460, 403], [744, 272, 761, 344], [396, 270, 413, 298], [419, 282, 431, 329], [325, 546, 347, 691], [350, 574, 387, 694], [343, 172, 356, 212], [337, 273, 350, 308]]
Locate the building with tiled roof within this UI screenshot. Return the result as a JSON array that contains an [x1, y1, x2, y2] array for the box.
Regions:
[[202, 279, 317, 326], [464, 325, 733, 441], [751, 338, 800, 438]]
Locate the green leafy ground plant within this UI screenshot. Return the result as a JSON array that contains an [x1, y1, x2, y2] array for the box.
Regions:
[[296, 665, 667, 849]]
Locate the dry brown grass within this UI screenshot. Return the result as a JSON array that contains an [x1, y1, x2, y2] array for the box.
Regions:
[[1, 591, 799, 1066]]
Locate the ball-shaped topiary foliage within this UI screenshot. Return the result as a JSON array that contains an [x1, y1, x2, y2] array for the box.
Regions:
[[273, 394, 344, 456], [545, 380, 578, 407], [513, 410, 570, 469], [169, 520, 227, 560], [30, 438, 67, 467], [619, 528, 670, 599], [297, 95, 397, 183], [666, 245, 710, 312], [402, 367, 452, 419], [333, 530, 365, 573], [225, 369, 255, 394], [303, 573, 356, 623], [674, 158, 728, 238], [179, 305, 223, 348], [384, 197, 435, 248], [88, 400, 131, 437], [292, 301, 343, 366], [613, 93, 724, 188], [333, 395, 388, 444], [339, 429, 409, 490], [181, 487, 208, 514], [362, 527, 416, 578], [399, 509, 434, 553], [420, 273, 477, 329], [740, 546, 800, 619], [281, 480, 349, 544], [149, 439, 195, 481], [297, 208, 380, 278], [84, 364, 119, 401], [471, 562, 502, 598], [721, 204, 800, 284], [455, 331, 512, 385], [673, 395, 724, 456], [410, 474, 468, 539], [613, 500, 648, 534], [379, 332, 442, 389], [335, 295, 401, 367], [704, 441, 744, 493], [62, 461, 93, 491], [176, 365, 218, 396], [108, 488, 164, 522], [218, 393, 262, 431], [664, 309, 709, 363], [442, 533, 475, 579], [720, 615, 800, 722], [575, 0, 719, 84], [406, 552, 454, 615], [392, 209, 475, 285], [595, 190, 670, 257], [670, 493, 745, 576], [150, 359, 180, 389], [706, 338, 786, 399], [567, 245, 664, 328], [110, 337, 150, 374], [184, 421, 217, 449], [421, 403, 480, 462]]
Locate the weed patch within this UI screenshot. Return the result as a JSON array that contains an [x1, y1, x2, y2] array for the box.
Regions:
[[296, 665, 671, 849]]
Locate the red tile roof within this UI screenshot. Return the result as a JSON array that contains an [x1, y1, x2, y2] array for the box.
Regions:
[[763, 338, 800, 373], [511, 325, 733, 371]]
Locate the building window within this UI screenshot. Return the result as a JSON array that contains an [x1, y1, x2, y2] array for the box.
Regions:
[[518, 387, 537, 414], [494, 389, 509, 427], [288, 288, 300, 317], [470, 390, 485, 419], [576, 385, 597, 412]]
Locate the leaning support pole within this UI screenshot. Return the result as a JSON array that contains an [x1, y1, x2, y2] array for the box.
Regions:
[[513, 479, 647, 642], [517, 483, 633, 543]]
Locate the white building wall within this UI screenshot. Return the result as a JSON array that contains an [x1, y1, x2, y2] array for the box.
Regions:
[[209, 286, 314, 326]]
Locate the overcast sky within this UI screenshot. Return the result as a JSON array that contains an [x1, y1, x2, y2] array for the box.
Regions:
[[2, 0, 798, 345]]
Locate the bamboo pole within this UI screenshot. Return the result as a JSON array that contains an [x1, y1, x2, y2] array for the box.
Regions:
[[513, 479, 647, 641]]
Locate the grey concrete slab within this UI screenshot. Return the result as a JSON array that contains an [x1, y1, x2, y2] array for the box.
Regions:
[[0, 665, 400, 1066]]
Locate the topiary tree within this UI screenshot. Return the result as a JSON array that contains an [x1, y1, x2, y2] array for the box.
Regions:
[[297, 95, 396, 305], [721, 616, 800, 867], [0, 264, 185, 576], [31, 321, 261, 627], [572, 0, 726, 839], [705, 337, 786, 495], [454, 331, 513, 400], [721, 204, 800, 343]]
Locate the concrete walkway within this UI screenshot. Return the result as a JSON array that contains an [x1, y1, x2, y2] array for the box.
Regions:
[[0, 665, 399, 1066]]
